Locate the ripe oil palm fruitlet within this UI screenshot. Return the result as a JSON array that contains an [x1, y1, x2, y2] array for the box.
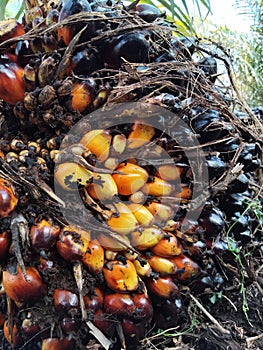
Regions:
[[0, 1, 262, 349]]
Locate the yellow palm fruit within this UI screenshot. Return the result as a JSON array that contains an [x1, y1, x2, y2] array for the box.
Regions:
[[150, 234, 182, 257], [103, 260, 139, 292], [131, 226, 163, 250], [55, 162, 93, 190], [156, 164, 183, 181], [82, 239, 104, 275], [127, 122, 155, 149], [133, 258, 152, 278], [80, 129, 111, 162], [148, 255, 177, 275], [107, 203, 138, 235], [112, 162, 148, 196], [146, 202, 174, 222], [163, 220, 180, 232], [142, 176, 174, 197], [127, 204, 154, 226], [104, 249, 118, 260], [97, 233, 130, 251], [87, 173, 118, 201], [129, 191, 145, 204]]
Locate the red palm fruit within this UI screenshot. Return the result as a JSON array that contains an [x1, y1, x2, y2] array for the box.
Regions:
[[3, 265, 47, 303], [84, 287, 104, 313], [82, 239, 104, 275], [30, 218, 60, 252], [103, 293, 135, 318], [103, 260, 139, 293], [0, 178, 18, 217], [0, 56, 25, 104], [150, 233, 182, 257], [121, 318, 147, 347], [172, 254, 201, 281], [71, 82, 93, 112], [153, 298, 184, 329], [0, 314, 5, 327], [93, 309, 116, 338], [61, 317, 80, 334], [147, 276, 179, 300], [0, 231, 11, 259], [112, 162, 148, 196], [132, 293, 153, 321], [21, 314, 40, 336], [42, 338, 75, 350], [53, 289, 79, 314], [57, 0, 93, 45], [4, 322, 23, 348], [0, 19, 25, 43], [56, 225, 90, 262]]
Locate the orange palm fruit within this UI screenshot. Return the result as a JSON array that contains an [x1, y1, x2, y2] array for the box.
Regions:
[[150, 233, 182, 257], [87, 173, 118, 201], [30, 218, 60, 252], [0, 19, 25, 43], [4, 322, 23, 348], [133, 258, 152, 278], [127, 122, 155, 148], [0, 178, 18, 218], [42, 338, 75, 350], [107, 202, 138, 234], [55, 162, 93, 190], [172, 254, 201, 281], [103, 260, 139, 292], [56, 225, 90, 262], [148, 255, 177, 275], [3, 265, 47, 303], [131, 226, 163, 250], [147, 276, 179, 300], [142, 176, 174, 196], [156, 164, 183, 181], [71, 82, 93, 112], [0, 150, 4, 159], [80, 129, 111, 162], [174, 184, 193, 200], [127, 203, 154, 226], [146, 202, 174, 222], [112, 162, 148, 196], [98, 233, 130, 251], [82, 239, 104, 274], [0, 56, 25, 104]]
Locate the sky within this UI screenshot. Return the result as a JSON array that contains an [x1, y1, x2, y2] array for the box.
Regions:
[[202, 0, 253, 32]]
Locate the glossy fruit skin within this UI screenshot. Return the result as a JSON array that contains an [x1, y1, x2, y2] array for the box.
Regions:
[[131, 226, 163, 250], [93, 309, 116, 338], [30, 219, 60, 252], [150, 233, 182, 257], [58, 0, 94, 46], [0, 178, 18, 217], [148, 255, 177, 275], [134, 3, 162, 22], [84, 287, 104, 313], [53, 289, 79, 314], [80, 129, 111, 162], [142, 176, 174, 196], [104, 32, 151, 68], [0, 231, 11, 260], [3, 322, 23, 348], [147, 276, 179, 300], [121, 318, 147, 348], [82, 239, 104, 274], [107, 202, 138, 235], [3, 265, 47, 303], [61, 317, 80, 333], [71, 82, 93, 112], [42, 338, 75, 350], [87, 174, 118, 201], [103, 293, 135, 318], [112, 162, 148, 196], [56, 225, 90, 262], [0, 56, 25, 104], [103, 260, 139, 292], [127, 122, 155, 148], [172, 254, 201, 281]]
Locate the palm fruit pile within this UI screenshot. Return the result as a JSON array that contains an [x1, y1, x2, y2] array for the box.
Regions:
[[0, 0, 262, 349]]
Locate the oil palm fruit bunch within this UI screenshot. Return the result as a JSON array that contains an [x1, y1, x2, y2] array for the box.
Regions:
[[0, 0, 262, 349]]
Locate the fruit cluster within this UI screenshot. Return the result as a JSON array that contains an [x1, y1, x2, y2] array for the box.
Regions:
[[0, 0, 262, 349]]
